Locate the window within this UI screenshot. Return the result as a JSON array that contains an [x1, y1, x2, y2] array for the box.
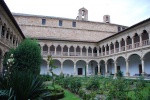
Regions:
[[59, 20, 63, 26], [72, 22, 76, 27], [42, 19, 46, 25], [118, 26, 121, 32]]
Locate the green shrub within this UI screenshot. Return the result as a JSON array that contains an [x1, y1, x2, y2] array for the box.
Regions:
[[14, 38, 42, 74], [86, 77, 99, 90]]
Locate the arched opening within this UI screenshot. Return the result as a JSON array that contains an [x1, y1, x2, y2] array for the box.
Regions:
[[88, 47, 92, 56], [120, 38, 125, 51], [76, 60, 86, 75], [100, 60, 105, 75], [99, 47, 101, 56], [40, 59, 47, 75], [63, 60, 74, 75], [82, 46, 86, 56], [116, 56, 126, 76], [134, 33, 140, 48], [126, 36, 132, 50], [128, 54, 141, 76], [143, 52, 150, 75], [6, 28, 10, 39], [70, 46, 74, 56], [88, 60, 98, 75], [52, 59, 61, 75], [56, 45, 61, 56], [107, 59, 114, 75], [93, 47, 97, 56], [115, 41, 119, 52], [102, 45, 105, 56], [1, 24, 6, 37], [110, 43, 114, 54], [76, 46, 80, 56], [13, 35, 16, 45], [106, 44, 109, 55], [63, 45, 68, 56], [43, 44, 48, 55], [142, 30, 149, 46]]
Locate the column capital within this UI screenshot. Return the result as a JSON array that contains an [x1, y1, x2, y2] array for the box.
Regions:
[[140, 57, 144, 61]]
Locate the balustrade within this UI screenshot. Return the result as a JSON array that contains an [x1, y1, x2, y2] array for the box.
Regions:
[[121, 46, 125, 51], [126, 44, 132, 50], [111, 49, 114, 54], [106, 51, 109, 55], [115, 48, 119, 53], [63, 52, 68, 56], [142, 39, 149, 46], [50, 51, 55, 56], [93, 53, 97, 57], [134, 42, 140, 48], [88, 53, 92, 56], [76, 52, 80, 56]]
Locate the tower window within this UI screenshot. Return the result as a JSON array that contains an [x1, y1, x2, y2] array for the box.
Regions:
[[72, 22, 76, 27], [59, 20, 63, 26], [42, 19, 46, 25]]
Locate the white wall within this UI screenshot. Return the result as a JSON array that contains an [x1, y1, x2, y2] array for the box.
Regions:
[[117, 57, 126, 76], [40, 60, 47, 75], [63, 60, 74, 75], [129, 55, 141, 76]]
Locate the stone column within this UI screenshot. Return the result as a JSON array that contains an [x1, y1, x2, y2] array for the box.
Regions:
[[114, 61, 117, 77], [105, 63, 108, 76], [68, 47, 70, 56], [74, 47, 76, 56], [119, 42, 121, 52], [86, 47, 88, 56], [80, 47, 82, 56], [125, 40, 127, 51], [105, 46, 107, 55], [47, 46, 50, 55], [61, 46, 63, 56], [98, 63, 101, 75], [74, 63, 77, 75], [141, 58, 145, 75], [92, 49, 93, 57], [126, 59, 130, 76], [54, 46, 56, 55], [47, 61, 50, 74], [114, 43, 116, 53], [97, 48, 99, 57], [132, 37, 134, 49], [139, 34, 142, 46], [60, 62, 63, 74], [86, 62, 89, 75]]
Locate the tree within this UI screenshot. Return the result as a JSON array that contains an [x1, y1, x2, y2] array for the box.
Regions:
[[14, 38, 42, 74]]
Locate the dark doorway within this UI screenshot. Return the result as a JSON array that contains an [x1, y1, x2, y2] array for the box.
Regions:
[[139, 64, 142, 75], [78, 68, 82, 75], [95, 66, 98, 75], [117, 66, 120, 72]]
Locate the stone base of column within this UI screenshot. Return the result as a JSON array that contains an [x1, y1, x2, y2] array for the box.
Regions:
[[105, 72, 108, 77], [141, 72, 146, 76], [98, 72, 101, 76], [126, 72, 130, 76]]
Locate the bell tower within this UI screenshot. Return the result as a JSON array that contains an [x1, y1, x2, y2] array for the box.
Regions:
[[103, 15, 110, 23], [78, 7, 88, 21]]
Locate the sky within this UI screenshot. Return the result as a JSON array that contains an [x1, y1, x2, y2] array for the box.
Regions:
[[4, 0, 150, 26]]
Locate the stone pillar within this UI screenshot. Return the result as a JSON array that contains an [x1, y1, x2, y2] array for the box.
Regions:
[[97, 48, 99, 57], [141, 58, 145, 75], [61, 46, 63, 56], [114, 43, 116, 53], [61, 62, 63, 74], [132, 37, 134, 49], [86, 62, 89, 75], [74, 47, 76, 56], [92, 49, 93, 57], [109, 45, 111, 54], [105, 46, 107, 55], [80, 47, 82, 56], [86, 48, 88, 56], [139, 34, 142, 46], [47, 61, 50, 74], [125, 40, 127, 51], [114, 61, 117, 77], [119, 42, 121, 52], [74, 63, 77, 75], [98, 63, 101, 75], [105, 63, 108, 76], [54, 46, 56, 55], [47, 46, 50, 55], [68, 47, 70, 56], [125, 59, 130, 76]]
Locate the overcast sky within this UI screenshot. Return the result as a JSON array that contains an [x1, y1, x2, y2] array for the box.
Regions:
[[4, 0, 150, 26]]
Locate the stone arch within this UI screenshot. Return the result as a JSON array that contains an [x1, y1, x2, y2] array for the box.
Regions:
[[76, 46, 80, 56], [100, 60, 105, 75], [142, 30, 149, 46], [40, 59, 47, 75], [63, 59, 74, 75], [82, 46, 86, 56], [56, 45, 61, 55], [93, 47, 97, 56], [88, 46, 92, 56], [128, 54, 141, 76], [120, 38, 125, 51], [116, 56, 126, 75], [142, 51, 150, 74], [88, 60, 98, 75], [127, 53, 141, 61], [107, 58, 115, 75], [76, 60, 86, 75], [52, 59, 61, 75], [43, 44, 48, 55]]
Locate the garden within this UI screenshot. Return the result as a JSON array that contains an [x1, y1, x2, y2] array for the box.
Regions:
[[0, 38, 150, 100]]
